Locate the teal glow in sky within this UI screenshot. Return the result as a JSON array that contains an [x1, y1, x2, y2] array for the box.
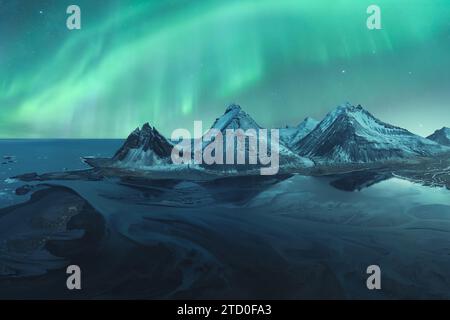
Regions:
[[1, 0, 449, 138]]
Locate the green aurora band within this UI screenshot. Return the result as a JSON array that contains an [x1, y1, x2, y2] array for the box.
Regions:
[[1, 0, 449, 138]]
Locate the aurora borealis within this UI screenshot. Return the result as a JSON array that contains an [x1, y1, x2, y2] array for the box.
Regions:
[[1, 0, 449, 138]]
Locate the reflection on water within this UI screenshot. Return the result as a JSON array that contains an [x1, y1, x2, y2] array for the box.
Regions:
[[1, 140, 450, 299], [328, 171, 392, 191], [0, 172, 450, 299]]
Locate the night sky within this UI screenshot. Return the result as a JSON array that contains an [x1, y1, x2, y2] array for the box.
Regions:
[[1, 0, 449, 138]]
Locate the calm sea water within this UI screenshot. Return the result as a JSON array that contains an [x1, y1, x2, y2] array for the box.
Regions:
[[1, 140, 450, 298], [0, 139, 123, 208]]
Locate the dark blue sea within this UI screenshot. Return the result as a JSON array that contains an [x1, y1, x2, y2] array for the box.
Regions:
[[1, 140, 450, 299], [0, 139, 123, 208]]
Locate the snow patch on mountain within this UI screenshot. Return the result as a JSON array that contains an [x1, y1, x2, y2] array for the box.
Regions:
[[112, 123, 173, 168], [210, 104, 261, 132], [280, 117, 319, 147], [293, 103, 449, 163], [427, 127, 450, 146], [206, 104, 314, 170]]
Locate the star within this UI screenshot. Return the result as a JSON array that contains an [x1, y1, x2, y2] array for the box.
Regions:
[[39, 10, 43, 14]]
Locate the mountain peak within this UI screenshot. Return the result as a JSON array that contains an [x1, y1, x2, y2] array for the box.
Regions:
[[112, 122, 173, 165], [225, 104, 242, 113], [427, 127, 450, 146], [433, 127, 450, 134], [342, 101, 356, 108], [280, 117, 319, 147], [331, 103, 366, 116], [320, 103, 406, 133], [141, 122, 152, 131], [300, 117, 318, 126], [292, 104, 447, 163], [211, 104, 260, 131]]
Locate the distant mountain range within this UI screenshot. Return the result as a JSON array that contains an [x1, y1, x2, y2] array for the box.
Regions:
[[103, 103, 450, 170]]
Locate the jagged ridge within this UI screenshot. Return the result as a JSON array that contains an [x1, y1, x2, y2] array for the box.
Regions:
[[293, 103, 448, 163], [204, 104, 314, 171], [427, 127, 450, 146], [280, 117, 319, 147], [113, 123, 173, 167]]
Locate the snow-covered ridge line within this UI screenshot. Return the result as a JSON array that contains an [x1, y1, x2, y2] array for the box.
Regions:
[[427, 127, 450, 146], [292, 103, 449, 163], [86, 103, 449, 171]]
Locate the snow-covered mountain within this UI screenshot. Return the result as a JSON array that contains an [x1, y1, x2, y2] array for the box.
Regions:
[[210, 104, 261, 131], [204, 104, 313, 170], [112, 123, 173, 167], [201, 104, 260, 154], [280, 117, 319, 147], [427, 127, 450, 146], [292, 103, 448, 163]]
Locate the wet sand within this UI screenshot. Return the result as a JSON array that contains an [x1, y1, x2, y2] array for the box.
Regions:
[[1, 175, 450, 299]]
